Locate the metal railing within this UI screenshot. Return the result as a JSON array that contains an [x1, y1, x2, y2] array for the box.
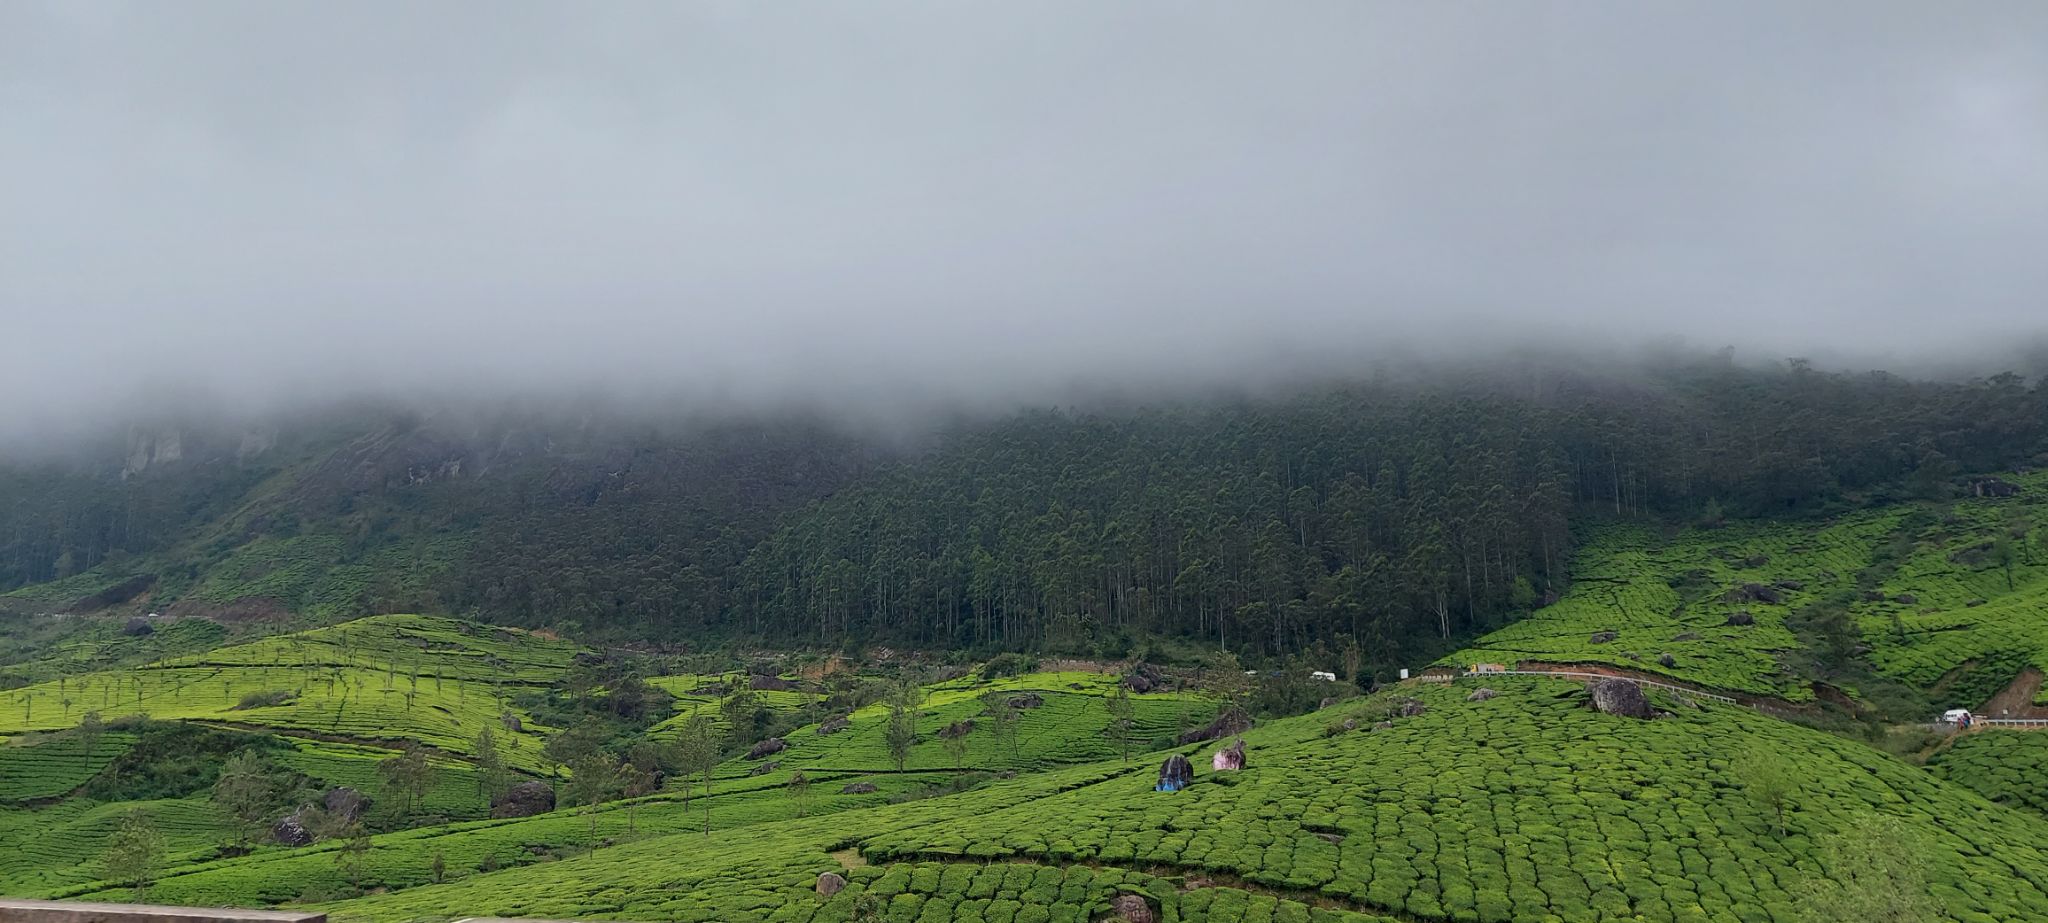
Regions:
[[1454, 669, 1739, 704]]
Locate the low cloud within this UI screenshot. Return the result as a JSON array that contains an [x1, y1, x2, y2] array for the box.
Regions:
[[4, 1, 2046, 440]]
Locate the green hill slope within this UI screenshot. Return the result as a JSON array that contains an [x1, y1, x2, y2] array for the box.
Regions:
[[306, 677, 2048, 923], [1447, 472, 2048, 711], [0, 615, 574, 770]]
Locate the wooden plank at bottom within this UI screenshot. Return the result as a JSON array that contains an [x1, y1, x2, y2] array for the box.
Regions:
[[0, 899, 324, 923]]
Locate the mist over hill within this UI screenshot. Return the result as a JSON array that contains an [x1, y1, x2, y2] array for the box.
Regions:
[[3, 354, 2043, 666]]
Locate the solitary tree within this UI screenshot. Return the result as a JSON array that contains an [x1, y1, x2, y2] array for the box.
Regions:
[[1105, 684, 1136, 762], [377, 743, 434, 821], [333, 821, 374, 892], [787, 769, 812, 818], [472, 726, 510, 807], [566, 750, 619, 839], [1736, 747, 1796, 837], [103, 808, 162, 899], [980, 690, 1021, 759], [669, 712, 719, 834], [213, 750, 279, 849], [615, 759, 657, 835], [940, 722, 970, 770], [885, 684, 917, 772], [77, 710, 105, 772]]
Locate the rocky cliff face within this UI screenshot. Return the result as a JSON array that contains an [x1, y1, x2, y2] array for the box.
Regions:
[[122, 425, 183, 477]]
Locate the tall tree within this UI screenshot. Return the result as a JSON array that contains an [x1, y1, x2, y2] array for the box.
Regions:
[[212, 750, 280, 849], [376, 744, 434, 821], [885, 683, 917, 772], [103, 808, 162, 899]]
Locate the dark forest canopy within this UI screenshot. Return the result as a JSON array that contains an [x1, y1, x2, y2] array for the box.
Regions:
[[3, 357, 2046, 662]]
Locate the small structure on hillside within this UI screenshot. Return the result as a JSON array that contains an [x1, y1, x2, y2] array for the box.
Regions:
[[1156, 754, 1194, 792], [1469, 662, 1507, 674], [1211, 737, 1245, 771], [1310, 670, 1337, 682]]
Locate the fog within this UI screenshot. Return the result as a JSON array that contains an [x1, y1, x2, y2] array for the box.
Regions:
[[4, 2, 2047, 440]]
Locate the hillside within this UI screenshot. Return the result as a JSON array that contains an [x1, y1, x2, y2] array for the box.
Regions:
[[1443, 471, 2048, 719], [188, 678, 2048, 923], [5, 606, 2048, 920], [4, 362, 2046, 662], [0, 615, 576, 770]]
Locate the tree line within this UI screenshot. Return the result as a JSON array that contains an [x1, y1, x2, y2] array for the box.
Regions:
[[4, 357, 2046, 663]]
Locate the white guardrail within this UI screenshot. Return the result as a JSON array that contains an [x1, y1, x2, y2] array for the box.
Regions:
[[1453, 669, 1739, 704], [1447, 668, 2048, 731]]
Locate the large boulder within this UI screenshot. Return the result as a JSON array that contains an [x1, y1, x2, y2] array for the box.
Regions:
[[1466, 687, 1498, 702], [1587, 679, 1658, 720], [323, 787, 370, 823], [816, 872, 846, 896], [1396, 698, 1428, 718], [750, 674, 799, 692], [1176, 706, 1252, 745], [841, 781, 878, 794], [1724, 611, 1756, 627], [1589, 630, 1618, 644], [1007, 693, 1045, 710], [1210, 738, 1245, 771], [491, 780, 557, 818], [121, 617, 155, 637], [1122, 663, 1168, 694], [940, 719, 975, 739], [746, 737, 787, 760], [1109, 894, 1157, 923], [750, 760, 780, 776], [816, 716, 851, 735], [272, 809, 315, 847]]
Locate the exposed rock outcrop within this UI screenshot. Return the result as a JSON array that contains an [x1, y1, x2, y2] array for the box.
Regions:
[[491, 780, 556, 818]]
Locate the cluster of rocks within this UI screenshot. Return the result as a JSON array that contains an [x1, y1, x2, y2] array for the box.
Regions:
[[746, 737, 787, 760], [817, 716, 851, 735], [273, 787, 376, 845]]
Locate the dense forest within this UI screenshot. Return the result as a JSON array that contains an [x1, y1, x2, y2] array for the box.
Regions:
[[4, 357, 2047, 659]]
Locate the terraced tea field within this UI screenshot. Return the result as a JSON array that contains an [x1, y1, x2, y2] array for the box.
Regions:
[[1449, 472, 2048, 707], [732, 672, 1205, 779], [0, 731, 136, 802], [0, 616, 574, 769], [306, 677, 2048, 923], [1929, 730, 2048, 818]]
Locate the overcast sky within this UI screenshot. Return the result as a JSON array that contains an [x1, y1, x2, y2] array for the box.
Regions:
[[3, 1, 2046, 433]]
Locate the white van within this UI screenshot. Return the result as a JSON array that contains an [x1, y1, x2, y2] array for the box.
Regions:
[[1941, 708, 1973, 724]]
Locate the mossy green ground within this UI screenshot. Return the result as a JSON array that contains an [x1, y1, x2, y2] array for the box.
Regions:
[[1447, 471, 2048, 706]]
